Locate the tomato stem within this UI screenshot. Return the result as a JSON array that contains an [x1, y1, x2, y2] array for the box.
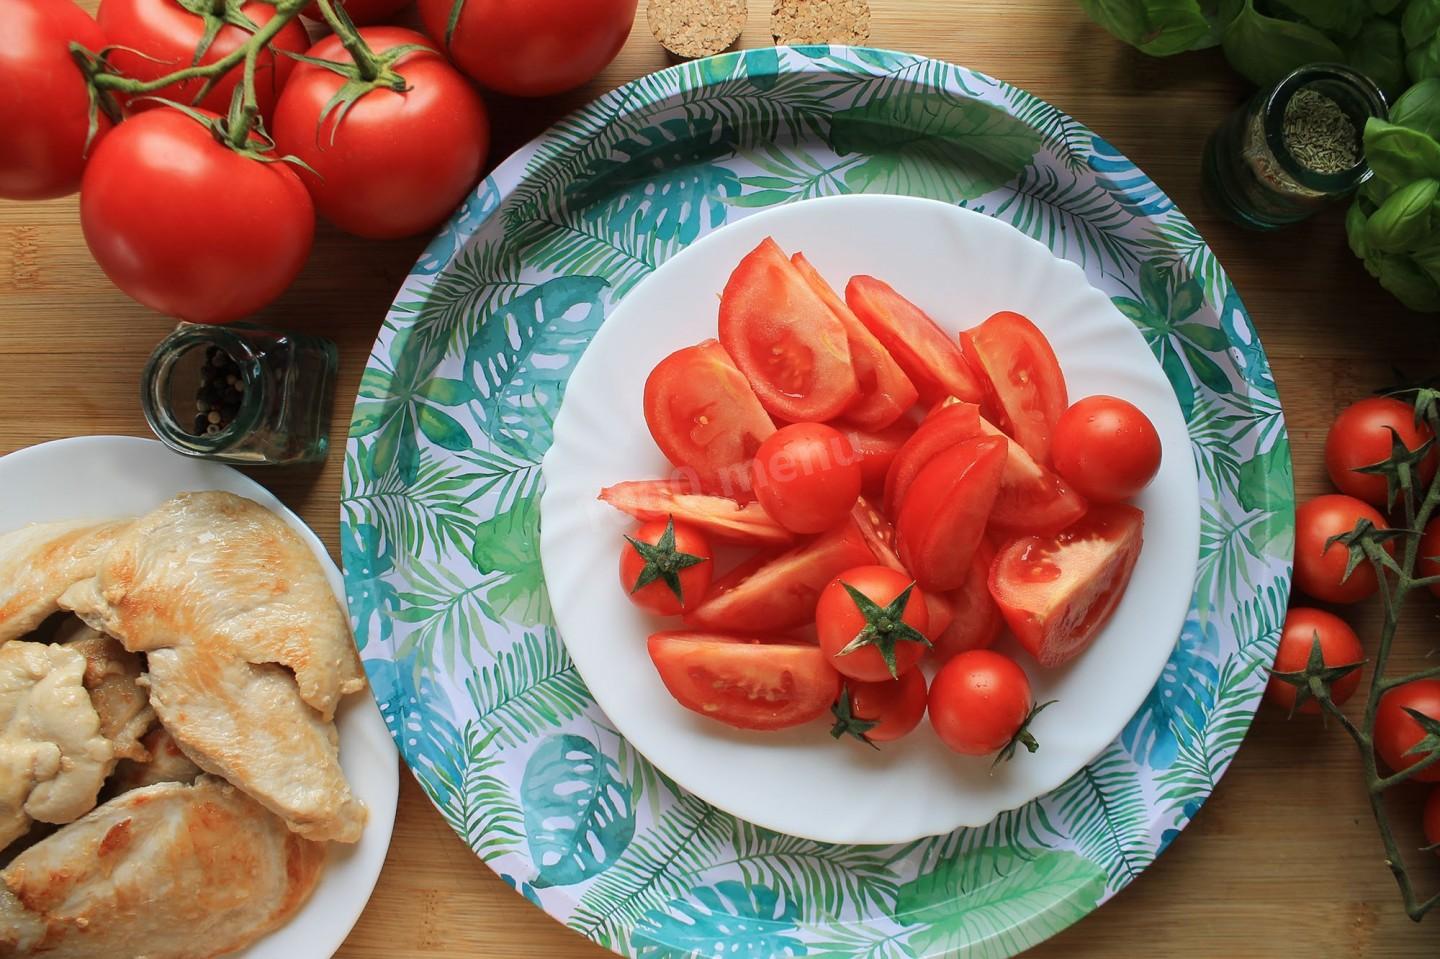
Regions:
[[314, 0, 386, 82]]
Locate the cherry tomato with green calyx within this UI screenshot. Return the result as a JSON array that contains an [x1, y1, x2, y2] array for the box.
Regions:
[[619, 518, 712, 617], [1293, 495, 1387, 604], [752, 423, 863, 534], [1264, 607, 1365, 715], [830, 671, 928, 746], [928, 649, 1050, 761], [1051, 395, 1162, 504], [1324, 397, 1436, 508], [1375, 680, 1440, 784], [816, 565, 930, 682]]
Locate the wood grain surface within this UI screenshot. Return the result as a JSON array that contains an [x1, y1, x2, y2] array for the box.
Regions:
[[3, 1, 1440, 956]]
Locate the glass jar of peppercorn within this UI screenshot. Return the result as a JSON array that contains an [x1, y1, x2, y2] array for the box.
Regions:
[[141, 323, 338, 465]]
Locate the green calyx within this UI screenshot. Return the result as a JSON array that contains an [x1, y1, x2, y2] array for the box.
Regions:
[[282, 41, 429, 147], [624, 518, 707, 603], [1353, 427, 1437, 512], [835, 581, 931, 680], [829, 686, 881, 750], [992, 700, 1057, 771], [1269, 633, 1367, 720], [175, 0, 260, 65]]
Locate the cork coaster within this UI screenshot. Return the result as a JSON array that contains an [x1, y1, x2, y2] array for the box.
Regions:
[[772, 0, 871, 45], [648, 0, 748, 60]]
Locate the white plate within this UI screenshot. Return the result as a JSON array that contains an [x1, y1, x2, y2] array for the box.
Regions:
[[540, 194, 1200, 845], [0, 435, 398, 959]]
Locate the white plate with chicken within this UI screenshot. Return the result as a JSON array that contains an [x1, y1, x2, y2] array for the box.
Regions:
[[0, 435, 398, 959]]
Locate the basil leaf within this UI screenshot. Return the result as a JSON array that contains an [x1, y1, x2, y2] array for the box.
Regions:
[[1077, 0, 1222, 56], [1365, 178, 1440, 252], [1391, 78, 1440, 140], [1222, 0, 1345, 88], [1346, 18, 1407, 101], [1363, 118, 1440, 184]]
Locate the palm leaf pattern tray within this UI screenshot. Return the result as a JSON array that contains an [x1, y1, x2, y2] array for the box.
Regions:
[[342, 46, 1293, 959]]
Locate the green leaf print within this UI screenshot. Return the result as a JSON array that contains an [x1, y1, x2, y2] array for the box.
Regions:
[[1049, 744, 1153, 890], [464, 275, 608, 461], [827, 91, 1041, 201], [633, 882, 807, 959], [1115, 259, 1235, 417], [891, 847, 1105, 958], [467, 629, 593, 748], [349, 327, 470, 483], [471, 491, 549, 627], [426, 722, 524, 859], [523, 734, 636, 888], [1236, 436, 1294, 556]]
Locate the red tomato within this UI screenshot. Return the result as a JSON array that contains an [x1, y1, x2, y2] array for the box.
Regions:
[[719, 239, 858, 422], [849, 498, 954, 634], [1425, 788, 1439, 853], [928, 650, 1037, 757], [271, 28, 489, 240], [1051, 395, 1162, 504], [931, 541, 1004, 662], [816, 565, 930, 681], [305, 0, 411, 25], [990, 503, 1144, 668], [883, 402, 982, 517], [961, 311, 1069, 465], [897, 437, 1008, 592], [648, 631, 841, 731], [752, 423, 863, 534], [831, 671, 928, 745], [418, 0, 635, 96], [618, 519, 712, 616], [846, 276, 984, 405], [599, 480, 794, 547], [684, 519, 875, 632], [1294, 495, 1386, 604], [792, 253, 918, 429], [643, 340, 775, 498], [98, 0, 306, 124], [1375, 680, 1440, 784], [1324, 397, 1436, 508], [837, 420, 914, 493], [80, 108, 314, 323], [1420, 518, 1440, 600], [1263, 607, 1364, 715], [0, 0, 111, 199]]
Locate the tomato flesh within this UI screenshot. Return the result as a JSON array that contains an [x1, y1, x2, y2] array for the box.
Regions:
[[896, 437, 1008, 592], [837, 420, 915, 494], [1264, 608, 1364, 714], [961, 311, 1068, 466], [883, 402, 982, 517], [599, 480, 794, 546], [791, 253, 917, 429], [1375, 680, 1440, 784], [719, 239, 859, 422], [928, 649, 1034, 756], [931, 541, 1003, 663], [849, 498, 952, 633], [648, 631, 841, 731], [990, 503, 1144, 668], [642, 340, 775, 498], [845, 276, 984, 405], [752, 423, 863, 534]]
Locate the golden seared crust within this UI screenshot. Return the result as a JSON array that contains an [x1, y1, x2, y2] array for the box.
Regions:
[[55, 619, 153, 764], [0, 777, 326, 959], [0, 521, 131, 646]]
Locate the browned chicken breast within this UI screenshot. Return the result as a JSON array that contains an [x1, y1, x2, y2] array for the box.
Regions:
[[53, 619, 152, 764], [0, 522, 131, 645], [108, 727, 202, 796]]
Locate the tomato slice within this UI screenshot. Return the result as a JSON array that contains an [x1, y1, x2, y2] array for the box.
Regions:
[[961, 311, 1069, 466], [643, 340, 775, 497], [718, 239, 858, 422], [896, 437, 1008, 591], [931, 541, 1002, 663], [647, 631, 842, 731], [845, 275, 984, 406], [882, 402, 982, 517], [989, 503, 1144, 668], [791, 253, 917, 429], [599, 480, 795, 547], [684, 519, 875, 631], [837, 419, 915, 494], [850, 497, 953, 633]]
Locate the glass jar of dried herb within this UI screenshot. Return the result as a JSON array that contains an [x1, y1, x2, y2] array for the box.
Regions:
[[1203, 64, 1388, 230]]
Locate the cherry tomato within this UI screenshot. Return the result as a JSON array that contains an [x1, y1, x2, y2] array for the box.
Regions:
[[648, 631, 841, 731], [643, 340, 775, 498], [79, 108, 314, 323], [752, 423, 863, 534], [896, 437, 1008, 592], [272, 28, 489, 240], [1419, 518, 1440, 600], [418, 0, 635, 96], [719, 239, 859, 422], [816, 565, 930, 682], [1294, 495, 1387, 604], [305, 0, 410, 25], [961, 311, 1069, 466], [990, 503, 1144, 668], [599, 480, 794, 547], [685, 519, 874, 632], [883, 401, 982, 517], [931, 541, 1004, 663], [928, 649, 1038, 757], [792, 253, 918, 430], [0, 0, 111, 199], [98, 0, 307, 125], [849, 498, 955, 634], [846, 275, 985, 405], [1264, 607, 1364, 715], [1375, 680, 1440, 784], [1324, 397, 1436, 508], [1051, 395, 1162, 504], [831, 671, 928, 745], [1424, 788, 1439, 854], [836, 420, 915, 493], [619, 518, 712, 616]]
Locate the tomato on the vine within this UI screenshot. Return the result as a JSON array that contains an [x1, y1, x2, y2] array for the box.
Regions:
[[98, 0, 307, 124], [306, 0, 411, 25], [1324, 397, 1436, 508], [1264, 607, 1365, 715], [418, 0, 636, 97], [1375, 680, 1440, 784], [619, 518, 712, 616], [815, 565, 930, 682], [752, 423, 863, 534], [928, 649, 1044, 759], [830, 671, 928, 745], [272, 27, 490, 239], [80, 108, 314, 323], [0, 0, 111, 199], [1293, 495, 1387, 604], [1050, 395, 1162, 504]]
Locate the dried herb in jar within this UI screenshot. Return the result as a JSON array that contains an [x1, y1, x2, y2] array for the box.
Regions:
[[1283, 89, 1360, 175]]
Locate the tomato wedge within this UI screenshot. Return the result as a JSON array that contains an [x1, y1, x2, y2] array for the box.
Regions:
[[896, 437, 1008, 591], [684, 519, 875, 631], [883, 402, 982, 517], [961, 311, 1068, 466], [845, 275, 984, 406], [643, 340, 775, 497], [648, 631, 841, 731], [718, 239, 858, 422], [791, 253, 917, 429], [837, 419, 915, 493], [989, 503, 1144, 668], [599, 480, 795, 547], [850, 497, 954, 634], [931, 541, 1003, 663]]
